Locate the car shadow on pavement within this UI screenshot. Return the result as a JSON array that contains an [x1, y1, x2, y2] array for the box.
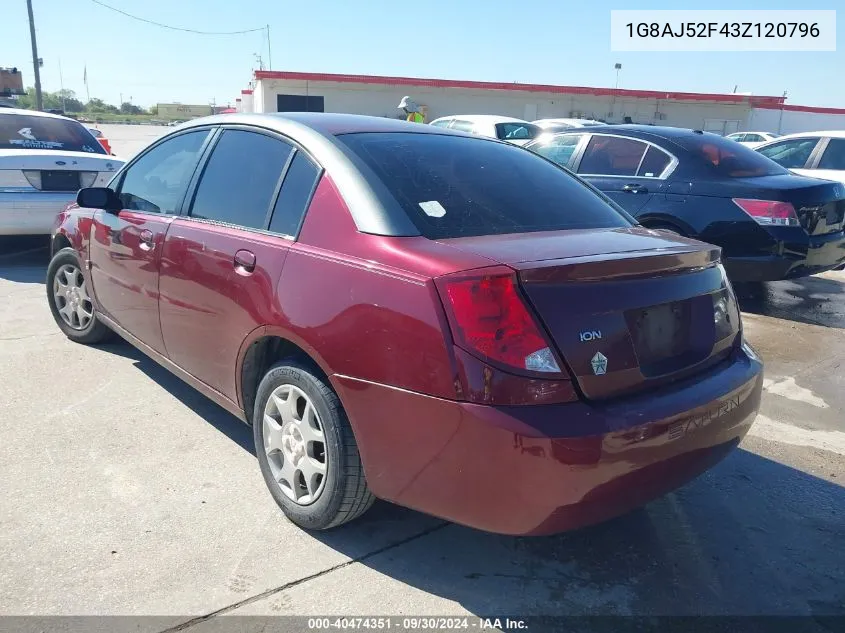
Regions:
[[312, 447, 844, 623], [95, 340, 255, 454], [735, 276, 845, 329], [0, 237, 50, 284]]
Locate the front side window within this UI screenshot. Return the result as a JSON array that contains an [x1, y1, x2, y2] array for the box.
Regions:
[[0, 113, 106, 154], [336, 132, 631, 239], [529, 134, 583, 168], [189, 130, 293, 230], [495, 122, 540, 141], [817, 138, 845, 170], [430, 120, 453, 128], [744, 134, 763, 142], [119, 130, 209, 214], [756, 138, 820, 169], [578, 136, 648, 176]]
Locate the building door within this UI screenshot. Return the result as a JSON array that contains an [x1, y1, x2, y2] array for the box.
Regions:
[[523, 103, 538, 121], [276, 94, 325, 113]]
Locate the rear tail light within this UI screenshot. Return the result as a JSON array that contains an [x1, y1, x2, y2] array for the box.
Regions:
[[79, 171, 98, 188], [733, 198, 800, 227], [436, 268, 561, 374], [22, 170, 42, 190]]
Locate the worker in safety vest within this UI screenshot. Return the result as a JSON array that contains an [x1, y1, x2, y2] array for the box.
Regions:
[[398, 96, 424, 123]]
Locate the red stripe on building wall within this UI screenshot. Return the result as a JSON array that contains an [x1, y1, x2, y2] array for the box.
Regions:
[[253, 70, 786, 108], [241, 89, 254, 95]]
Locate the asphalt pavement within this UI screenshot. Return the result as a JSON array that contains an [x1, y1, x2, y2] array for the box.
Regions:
[[0, 126, 842, 630]]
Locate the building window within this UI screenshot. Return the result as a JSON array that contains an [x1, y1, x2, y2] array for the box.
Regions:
[[276, 94, 325, 113]]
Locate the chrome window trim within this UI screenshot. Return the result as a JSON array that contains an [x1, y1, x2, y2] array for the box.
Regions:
[[573, 133, 679, 180]]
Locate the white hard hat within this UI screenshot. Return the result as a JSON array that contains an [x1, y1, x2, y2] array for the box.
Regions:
[[398, 95, 414, 110]]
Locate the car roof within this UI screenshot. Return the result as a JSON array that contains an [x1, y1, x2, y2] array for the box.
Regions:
[[539, 124, 732, 143], [534, 118, 604, 125], [432, 114, 533, 125], [0, 107, 78, 121], [774, 130, 845, 139]]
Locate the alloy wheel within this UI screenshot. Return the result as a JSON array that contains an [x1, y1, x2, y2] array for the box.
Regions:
[[263, 384, 327, 505], [53, 264, 94, 331]]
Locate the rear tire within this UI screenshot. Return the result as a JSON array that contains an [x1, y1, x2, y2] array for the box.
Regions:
[[46, 248, 113, 345], [253, 360, 374, 530]]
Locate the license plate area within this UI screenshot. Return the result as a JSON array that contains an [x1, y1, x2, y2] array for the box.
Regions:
[[40, 170, 80, 192], [626, 297, 712, 377]]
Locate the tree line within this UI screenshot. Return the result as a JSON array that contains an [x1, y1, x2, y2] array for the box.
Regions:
[[16, 87, 156, 116]]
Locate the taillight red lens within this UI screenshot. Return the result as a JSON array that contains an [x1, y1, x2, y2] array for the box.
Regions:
[[437, 269, 561, 374], [733, 198, 800, 226]]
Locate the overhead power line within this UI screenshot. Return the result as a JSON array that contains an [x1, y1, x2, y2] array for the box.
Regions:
[[88, 0, 265, 35]]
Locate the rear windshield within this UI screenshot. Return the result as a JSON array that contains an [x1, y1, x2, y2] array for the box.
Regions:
[[337, 132, 632, 239], [671, 132, 787, 177], [495, 122, 540, 141], [0, 113, 106, 153]]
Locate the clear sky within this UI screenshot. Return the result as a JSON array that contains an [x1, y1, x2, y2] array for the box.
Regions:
[[3, 0, 843, 109]]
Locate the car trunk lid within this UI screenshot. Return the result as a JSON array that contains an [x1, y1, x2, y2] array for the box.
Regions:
[[438, 228, 739, 400]]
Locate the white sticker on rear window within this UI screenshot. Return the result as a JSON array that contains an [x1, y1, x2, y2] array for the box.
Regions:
[[419, 200, 446, 218]]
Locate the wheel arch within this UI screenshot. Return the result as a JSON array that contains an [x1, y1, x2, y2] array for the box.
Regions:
[[237, 326, 336, 425], [636, 213, 696, 237]]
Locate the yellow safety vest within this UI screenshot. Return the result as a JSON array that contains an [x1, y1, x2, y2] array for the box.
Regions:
[[406, 112, 424, 123]]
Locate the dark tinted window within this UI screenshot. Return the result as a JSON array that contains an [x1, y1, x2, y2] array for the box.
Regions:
[[268, 152, 321, 236], [637, 146, 672, 177], [0, 113, 106, 153], [756, 138, 819, 169], [818, 139, 845, 170], [674, 132, 789, 177], [495, 122, 540, 140], [119, 130, 209, 214], [744, 133, 764, 142], [578, 135, 647, 176], [529, 134, 583, 167], [190, 130, 293, 229], [337, 132, 631, 239]]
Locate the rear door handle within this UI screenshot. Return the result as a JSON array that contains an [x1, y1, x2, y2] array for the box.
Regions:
[[622, 184, 648, 194], [234, 249, 256, 274], [139, 229, 154, 251]]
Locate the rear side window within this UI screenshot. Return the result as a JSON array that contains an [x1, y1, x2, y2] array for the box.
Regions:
[[430, 120, 453, 128], [119, 130, 209, 214], [268, 152, 321, 237], [578, 136, 647, 176], [495, 122, 540, 141], [530, 134, 582, 167], [190, 130, 293, 230], [449, 120, 475, 133], [744, 133, 764, 142], [336, 132, 631, 239], [674, 133, 789, 177], [0, 113, 106, 154], [637, 146, 672, 177], [817, 139, 845, 170], [756, 138, 819, 169]]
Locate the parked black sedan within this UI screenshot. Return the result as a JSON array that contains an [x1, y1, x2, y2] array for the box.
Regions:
[[525, 126, 845, 281]]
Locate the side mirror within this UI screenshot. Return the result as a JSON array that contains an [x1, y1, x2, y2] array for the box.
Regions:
[[77, 187, 121, 212]]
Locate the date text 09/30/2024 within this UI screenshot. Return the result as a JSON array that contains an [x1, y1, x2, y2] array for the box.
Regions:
[[306, 617, 528, 631]]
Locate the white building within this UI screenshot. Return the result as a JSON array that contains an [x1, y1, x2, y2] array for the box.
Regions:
[[243, 70, 845, 136]]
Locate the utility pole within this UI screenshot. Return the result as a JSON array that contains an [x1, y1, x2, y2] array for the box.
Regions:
[[267, 25, 272, 70], [26, 0, 43, 110]]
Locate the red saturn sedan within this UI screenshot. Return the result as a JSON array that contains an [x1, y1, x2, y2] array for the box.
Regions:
[[47, 113, 763, 536]]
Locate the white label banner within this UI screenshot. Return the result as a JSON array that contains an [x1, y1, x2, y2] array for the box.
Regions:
[[610, 10, 836, 52]]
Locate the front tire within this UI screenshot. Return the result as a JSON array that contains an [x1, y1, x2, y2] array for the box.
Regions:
[[253, 360, 374, 530], [46, 247, 113, 345]]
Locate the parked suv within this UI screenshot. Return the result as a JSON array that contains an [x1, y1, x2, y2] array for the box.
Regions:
[[48, 113, 763, 536]]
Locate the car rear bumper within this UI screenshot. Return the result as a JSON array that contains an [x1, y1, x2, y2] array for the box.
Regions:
[[334, 343, 763, 536], [725, 228, 845, 281], [0, 192, 76, 235]]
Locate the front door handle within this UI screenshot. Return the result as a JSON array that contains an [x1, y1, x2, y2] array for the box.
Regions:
[[622, 184, 648, 194], [139, 229, 154, 251], [234, 249, 256, 274]]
